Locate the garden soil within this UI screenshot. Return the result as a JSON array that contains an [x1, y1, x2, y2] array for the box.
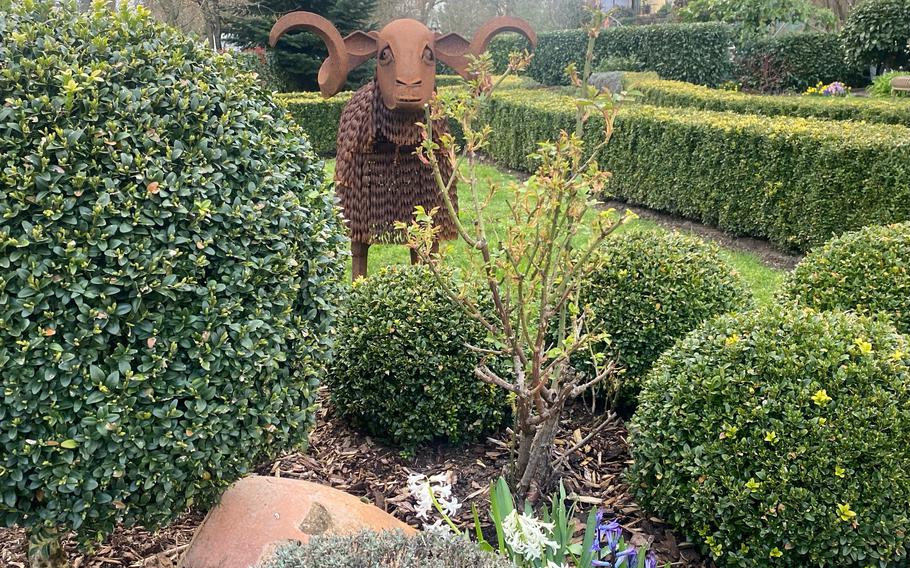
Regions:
[[0, 390, 706, 567]]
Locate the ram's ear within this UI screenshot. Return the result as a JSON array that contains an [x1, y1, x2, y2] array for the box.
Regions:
[[344, 30, 378, 69], [435, 32, 472, 78]]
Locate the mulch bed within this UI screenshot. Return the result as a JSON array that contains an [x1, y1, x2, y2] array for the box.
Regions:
[[1, 389, 706, 567]]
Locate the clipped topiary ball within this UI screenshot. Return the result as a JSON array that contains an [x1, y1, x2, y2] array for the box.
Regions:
[[0, 0, 345, 545], [579, 230, 751, 403], [327, 265, 508, 450], [781, 222, 910, 334], [258, 530, 516, 568], [629, 305, 910, 567]]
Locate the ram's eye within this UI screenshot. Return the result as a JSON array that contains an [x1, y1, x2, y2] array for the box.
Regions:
[[379, 47, 393, 65], [422, 46, 434, 63]]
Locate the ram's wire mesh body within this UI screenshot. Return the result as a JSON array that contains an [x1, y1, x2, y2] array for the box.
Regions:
[[334, 80, 458, 244]]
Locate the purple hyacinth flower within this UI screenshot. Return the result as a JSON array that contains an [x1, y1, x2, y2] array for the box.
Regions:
[[591, 511, 606, 553], [615, 547, 638, 567], [645, 550, 657, 568], [603, 521, 623, 552]]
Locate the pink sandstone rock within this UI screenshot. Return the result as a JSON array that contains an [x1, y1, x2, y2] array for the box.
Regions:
[[181, 475, 414, 568]]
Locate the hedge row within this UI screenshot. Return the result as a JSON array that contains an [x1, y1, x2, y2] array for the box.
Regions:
[[481, 89, 910, 250], [278, 92, 350, 155], [278, 76, 522, 154], [488, 22, 734, 87], [634, 78, 910, 126], [736, 32, 865, 92], [489, 26, 864, 93], [279, 87, 910, 251]]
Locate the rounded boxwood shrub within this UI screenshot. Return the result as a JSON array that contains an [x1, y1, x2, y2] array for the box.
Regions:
[[327, 266, 508, 450], [629, 306, 910, 567], [258, 530, 516, 567], [781, 222, 910, 334], [0, 0, 345, 545], [579, 230, 751, 402]]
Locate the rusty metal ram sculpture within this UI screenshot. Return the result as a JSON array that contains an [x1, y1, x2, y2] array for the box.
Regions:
[[269, 12, 536, 279]]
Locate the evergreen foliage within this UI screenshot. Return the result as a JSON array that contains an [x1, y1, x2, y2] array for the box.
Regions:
[[226, 0, 377, 92]]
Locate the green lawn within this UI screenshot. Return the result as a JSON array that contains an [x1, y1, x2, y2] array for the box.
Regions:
[[324, 159, 785, 305]]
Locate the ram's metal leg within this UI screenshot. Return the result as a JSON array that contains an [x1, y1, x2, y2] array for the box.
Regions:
[[352, 241, 369, 281]]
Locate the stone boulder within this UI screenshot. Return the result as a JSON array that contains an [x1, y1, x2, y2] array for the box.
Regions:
[[181, 476, 414, 568], [588, 71, 625, 95]]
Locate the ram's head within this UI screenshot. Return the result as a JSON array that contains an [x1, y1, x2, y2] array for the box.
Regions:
[[269, 13, 537, 111]]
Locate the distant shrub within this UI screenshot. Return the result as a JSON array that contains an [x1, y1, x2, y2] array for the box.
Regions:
[[870, 70, 910, 98], [233, 47, 289, 92], [782, 222, 910, 334], [737, 32, 863, 93], [596, 55, 644, 72], [327, 266, 509, 451], [629, 306, 910, 567], [579, 231, 751, 403], [258, 530, 516, 568], [0, 0, 345, 546], [678, 0, 837, 40], [488, 23, 735, 86], [841, 0, 910, 70]]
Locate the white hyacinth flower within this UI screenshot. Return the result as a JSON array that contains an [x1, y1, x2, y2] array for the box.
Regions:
[[501, 509, 558, 561], [407, 472, 461, 521], [423, 518, 454, 537]]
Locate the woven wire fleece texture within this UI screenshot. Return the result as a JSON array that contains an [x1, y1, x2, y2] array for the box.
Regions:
[[334, 80, 458, 244]]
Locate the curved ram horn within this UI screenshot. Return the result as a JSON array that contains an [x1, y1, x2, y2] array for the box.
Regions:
[[469, 16, 538, 56], [269, 11, 349, 98], [436, 17, 537, 79]]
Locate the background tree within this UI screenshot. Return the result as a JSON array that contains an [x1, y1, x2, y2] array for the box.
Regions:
[[227, 0, 377, 92], [432, 0, 585, 36], [190, 0, 229, 49], [841, 0, 910, 72], [143, 0, 207, 38], [811, 0, 857, 20], [434, 0, 498, 35], [678, 0, 837, 40], [372, 0, 441, 25]]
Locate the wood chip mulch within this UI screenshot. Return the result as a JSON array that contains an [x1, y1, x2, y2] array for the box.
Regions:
[[1, 389, 705, 567]]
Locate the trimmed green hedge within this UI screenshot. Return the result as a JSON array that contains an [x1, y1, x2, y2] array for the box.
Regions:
[[479, 89, 910, 251], [736, 32, 864, 92], [278, 92, 350, 155], [634, 78, 910, 126], [488, 22, 735, 87], [279, 86, 910, 250]]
